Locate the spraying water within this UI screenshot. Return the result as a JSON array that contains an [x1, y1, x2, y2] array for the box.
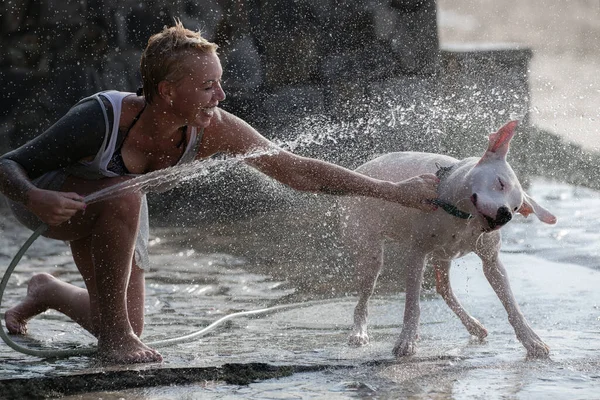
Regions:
[[83, 149, 277, 204]]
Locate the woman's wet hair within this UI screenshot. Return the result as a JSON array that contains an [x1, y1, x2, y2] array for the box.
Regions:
[[140, 19, 218, 104]]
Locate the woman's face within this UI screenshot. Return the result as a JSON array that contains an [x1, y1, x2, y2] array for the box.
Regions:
[[170, 51, 226, 128]]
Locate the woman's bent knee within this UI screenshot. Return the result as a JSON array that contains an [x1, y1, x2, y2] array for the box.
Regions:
[[95, 192, 142, 226]]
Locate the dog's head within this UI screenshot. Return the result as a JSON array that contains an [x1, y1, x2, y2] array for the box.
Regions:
[[465, 120, 557, 231]]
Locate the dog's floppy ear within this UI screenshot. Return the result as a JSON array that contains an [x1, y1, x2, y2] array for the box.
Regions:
[[518, 192, 557, 224], [479, 120, 519, 162]]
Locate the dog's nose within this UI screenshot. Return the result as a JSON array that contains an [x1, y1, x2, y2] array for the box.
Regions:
[[495, 206, 512, 226]]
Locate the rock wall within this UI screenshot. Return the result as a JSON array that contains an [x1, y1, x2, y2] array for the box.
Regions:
[[1, 0, 440, 148]]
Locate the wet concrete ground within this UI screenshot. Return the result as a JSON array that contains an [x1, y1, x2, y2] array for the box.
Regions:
[[1, 179, 600, 399]]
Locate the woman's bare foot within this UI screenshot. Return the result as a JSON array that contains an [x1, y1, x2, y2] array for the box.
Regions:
[[98, 332, 163, 364], [4, 273, 55, 334]]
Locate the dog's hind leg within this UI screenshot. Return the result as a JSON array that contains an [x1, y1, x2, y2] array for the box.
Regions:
[[392, 254, 427, 357], [348, 239, 384, 347], [433, 260, 488, 339]]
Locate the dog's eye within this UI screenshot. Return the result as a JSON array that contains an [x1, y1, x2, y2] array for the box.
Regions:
[[514, 207, 518, 211], [498, 178, 505, 190]]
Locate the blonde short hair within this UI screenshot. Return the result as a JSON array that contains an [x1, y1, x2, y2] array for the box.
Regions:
[[140, 19, 218, 104]]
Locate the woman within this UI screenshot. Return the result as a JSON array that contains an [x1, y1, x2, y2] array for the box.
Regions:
[[0, 21, 439, 364]]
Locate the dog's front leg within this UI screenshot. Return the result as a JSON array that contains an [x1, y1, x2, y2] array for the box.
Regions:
[[480, 254, 550, 358], [434, 261, 488, 339], [393, 255, 426, 357], [348, 241, 384, 347]]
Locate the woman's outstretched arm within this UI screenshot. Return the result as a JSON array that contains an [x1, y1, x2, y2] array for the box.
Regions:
[[199, 108, 439, 211]]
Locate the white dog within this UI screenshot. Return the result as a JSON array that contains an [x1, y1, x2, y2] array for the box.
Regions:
[[340, 121, 557, 358]]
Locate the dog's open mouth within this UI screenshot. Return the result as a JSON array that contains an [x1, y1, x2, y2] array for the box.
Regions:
[[471, 194, 512, 232], [484, 215, 502, 231], [481, 213, 512, 231]]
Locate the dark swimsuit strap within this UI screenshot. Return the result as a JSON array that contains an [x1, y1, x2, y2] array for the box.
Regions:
[[107, 102, 146, 175], [121, 102, 146, 147]]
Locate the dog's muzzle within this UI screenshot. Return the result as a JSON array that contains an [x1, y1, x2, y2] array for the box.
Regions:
[[484, 206, 513, 230]]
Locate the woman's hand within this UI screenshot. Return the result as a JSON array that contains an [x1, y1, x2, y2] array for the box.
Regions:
[[392, 173, 439, 212], [27, 188, 86, 226]]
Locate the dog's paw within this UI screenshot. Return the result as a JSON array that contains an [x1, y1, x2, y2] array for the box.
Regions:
[[517, 328, 550, 358], [465, 317, 488, 339], [524, 339, 550, 359], [392, 338, 417, 357], [348, 331, 370, 347]]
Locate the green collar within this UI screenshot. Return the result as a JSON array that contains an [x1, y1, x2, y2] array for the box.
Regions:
[[431, 199, 473, 220], [433, 163, 473, 220]]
